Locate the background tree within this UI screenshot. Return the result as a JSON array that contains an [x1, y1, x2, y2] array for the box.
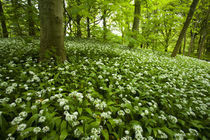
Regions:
[[0, 0, 8, 37], [171, 0, 199, 57], [39, 0, 66, 62], [128, 0, 141, 48]]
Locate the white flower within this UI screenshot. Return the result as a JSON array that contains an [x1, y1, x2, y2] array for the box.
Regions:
[[39, 110, 44, 115], [19, 112, 28, 118], [64, 105, 69, 110], [124, 109, 130, 114], [125, 130, 129, 135], [31, 105, 37, 110], [168, 115, 177, 124], [15, 98, 22, 104], [26, 97, 31, 101], [101, 111, 112, 119], [133, 125, 143, 132], [10, 103, 16, 107], [118, 110, 125, 116], [11, 116, 23, 125], [189, 128, 198, 136], [42, 126, 50, 133], [33, 127, 41, 134], [17, 123, 27, 131], [72, 121, 80, 127], [98, 75, 103, 79], [74, 128, 82, 138], [42, 99, 49, 104], [38, 116, 46, 123]]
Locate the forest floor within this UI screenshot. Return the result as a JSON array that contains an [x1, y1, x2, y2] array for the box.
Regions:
[[0, 38, 209, 139]]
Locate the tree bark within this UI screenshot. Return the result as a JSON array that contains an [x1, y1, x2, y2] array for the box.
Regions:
[[171, 0, 199, 57], [198, 7, 209, 59], [103, 9, 107, 41], [11, 0, 22, 36], [76, 0, 82, 38], [183, 32, 186, 55], [0, 0, 8, 38], [188, 30, 196, 56], [27, 0, 36, 36], [63, 0, 67, 36], [128, 0, 141, 48], [39, 0, 66, 62], [87, 17, 90, 38]]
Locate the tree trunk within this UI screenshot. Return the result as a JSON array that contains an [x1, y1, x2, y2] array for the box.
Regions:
[[171, 0, 199, 57], [128, 0, 141, 48], [11, 0, 22, 36], [76, 15, 82, 37], [76, 0, 82, 38], [183, 32, 186, 55], [179, 44, 182, 54], [63, 0, 67, 36], [0, 0, 8, 38], [39, 0, 66, 62], [198, 32, 207, 59], [103, 9, 107, 41], [188, 30, 196, 56], [27, 0, 36, 36], [87, 17, 90, 38]]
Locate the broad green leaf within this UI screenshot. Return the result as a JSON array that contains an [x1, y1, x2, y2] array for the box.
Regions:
[[102, 129, 109, 140], [60, 130, 68, 140]]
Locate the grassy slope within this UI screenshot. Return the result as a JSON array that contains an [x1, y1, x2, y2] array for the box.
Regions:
[[0, 38, 209, 139]]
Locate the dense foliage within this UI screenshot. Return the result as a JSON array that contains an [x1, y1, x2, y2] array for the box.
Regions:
[[0, 39, 209, 139], [0, 0, 209, 59]]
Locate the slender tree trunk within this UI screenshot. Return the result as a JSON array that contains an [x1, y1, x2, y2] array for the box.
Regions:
[[183, 32, 186, 55], [76, 15, 82, 37], [87, 17, 90, 38], [171, 0, 199, 57], [0, 0, 8, 38], [128, 0, 141, 48], [76, 0, 82, 38], [179, 44, 182, 54], [188, 30, 196, 56], [11, 0, 22, 36], [27, 0, 35, 36], [198, 32, 207, 59], [63, 0, 67, 36], [39, 0, 66, 62], [103, 9, 107, 41]]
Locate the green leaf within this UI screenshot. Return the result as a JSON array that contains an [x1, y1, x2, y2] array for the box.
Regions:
[[27, 114, 39, 126], [61, 120, 67, 131], [162, 127, 174, 137], [78, 108, 83, 115], [60, 130, 68, 140], [102, 129, 109, 140], [85, 108, 92, 115]]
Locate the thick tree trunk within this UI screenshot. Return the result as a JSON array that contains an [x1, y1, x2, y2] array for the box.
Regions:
[[171, 0, 199, 57], [87, 17, 90, 38], [0, 0, 8, 38], [103, 9, 107, 41], [27, 0, 36, 36], [128, 0, 141, 48], [39, 0, 66, 62]]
